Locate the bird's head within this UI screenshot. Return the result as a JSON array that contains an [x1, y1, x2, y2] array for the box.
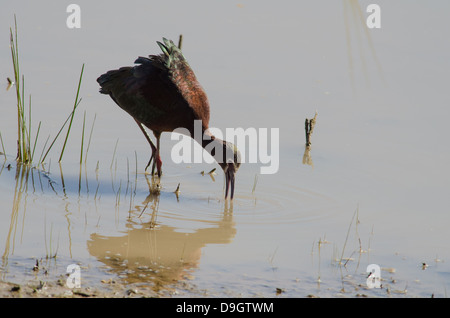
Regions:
[[217, 141, 241, 200]]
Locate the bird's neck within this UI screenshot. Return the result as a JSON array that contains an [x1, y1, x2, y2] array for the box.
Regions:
[[179, 125, 229, 166], [201, 130, 233, 167], [200, 129, 221, 153]]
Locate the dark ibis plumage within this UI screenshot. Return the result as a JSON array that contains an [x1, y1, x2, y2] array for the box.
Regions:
[[97, 37, 240, 199]]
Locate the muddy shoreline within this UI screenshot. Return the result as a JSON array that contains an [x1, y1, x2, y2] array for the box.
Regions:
[[0, 276, 203, 298]]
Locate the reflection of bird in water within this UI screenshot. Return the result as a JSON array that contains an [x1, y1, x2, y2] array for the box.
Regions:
[[87, 199, 236, 293], [97, 37, 241, 199]]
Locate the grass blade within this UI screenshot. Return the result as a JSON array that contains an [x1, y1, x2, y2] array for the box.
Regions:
[[79, 110, 86, 164], [40, 105, 78, 164], [59, 63, 84, 162], [84, 113, 96, 164], [31, 121, 41, 163], [0, 132, 7, 160]]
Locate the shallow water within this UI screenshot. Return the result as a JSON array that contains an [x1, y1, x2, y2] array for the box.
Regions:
[[1, 1, 450, 297]]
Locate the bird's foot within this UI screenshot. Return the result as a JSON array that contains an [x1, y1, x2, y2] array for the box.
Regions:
[[154, 154, 162, 178], [144, 152, 162, 178]]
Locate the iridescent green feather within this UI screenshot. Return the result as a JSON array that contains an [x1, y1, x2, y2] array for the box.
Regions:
[[156, 38, 185, 69]]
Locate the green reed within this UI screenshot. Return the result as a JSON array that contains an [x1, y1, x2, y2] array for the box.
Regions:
[[59, 63, 84, 163], [9, 16, 86, 166], [10, 15, 33, 164]]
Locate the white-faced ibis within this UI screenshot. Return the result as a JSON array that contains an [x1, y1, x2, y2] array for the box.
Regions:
[[97, 37, 240, 199]]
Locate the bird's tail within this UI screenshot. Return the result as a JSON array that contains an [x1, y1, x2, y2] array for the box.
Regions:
[[97, 67, 130, 95]]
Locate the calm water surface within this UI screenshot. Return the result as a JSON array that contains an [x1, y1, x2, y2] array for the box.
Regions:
[[1, 1, 449, 297]]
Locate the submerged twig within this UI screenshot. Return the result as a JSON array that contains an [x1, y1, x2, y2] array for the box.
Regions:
[[303, 111, 318, 168], [6, 77, 14, 91], [174, 183, 180, 201], [305, 111, 318, 146]]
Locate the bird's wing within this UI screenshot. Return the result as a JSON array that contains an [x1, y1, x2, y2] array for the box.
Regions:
[[97, 38, 210, 130], [149, 38, 210, 129], [97, 57, 182, 127]]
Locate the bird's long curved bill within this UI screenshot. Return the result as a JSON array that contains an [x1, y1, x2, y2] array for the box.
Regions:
[[225, 169, 236, 200]]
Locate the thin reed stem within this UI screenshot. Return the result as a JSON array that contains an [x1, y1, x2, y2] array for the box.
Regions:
[[110, 138, 119, 169], [59, 63, 84, 162], [31, 121, 41, 163], [80, 110, 86, 164], [40, 106, 77, 164], [0, 132, 7, 159], [10, 15, 30, 163], [84, 113, 97, 164]]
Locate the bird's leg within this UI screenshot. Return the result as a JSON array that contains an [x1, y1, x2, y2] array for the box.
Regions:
[[153, 133, 162, 178], [134, 119, 157, 172]]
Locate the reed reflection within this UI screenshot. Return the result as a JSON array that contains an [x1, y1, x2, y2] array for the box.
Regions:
[[1, 163, 34, 269]]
